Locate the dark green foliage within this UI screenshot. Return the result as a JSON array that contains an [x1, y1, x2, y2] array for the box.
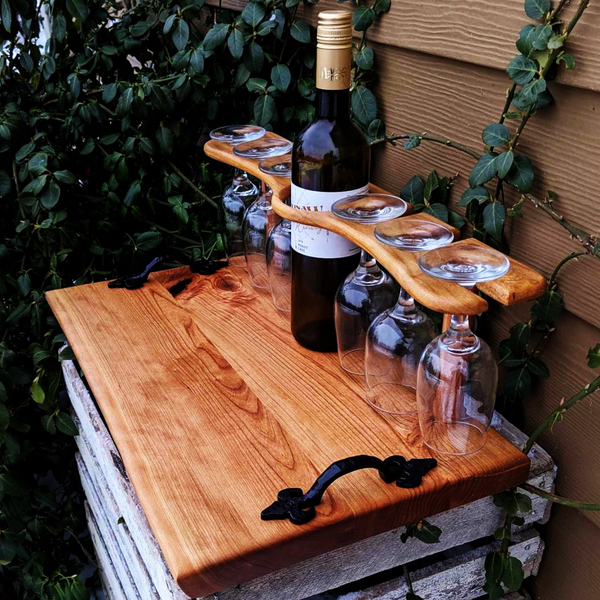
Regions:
[[0, 0, 386, 595], [401, 520, 443, 544]]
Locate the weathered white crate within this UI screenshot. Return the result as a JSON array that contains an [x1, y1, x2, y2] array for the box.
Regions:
[[63, 360, 554, 600]]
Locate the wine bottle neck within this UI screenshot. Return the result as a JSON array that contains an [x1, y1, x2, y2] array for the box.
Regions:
[[315, 88, 351, 120]]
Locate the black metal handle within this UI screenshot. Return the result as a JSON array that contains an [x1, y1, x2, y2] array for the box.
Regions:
[[261, 454, 437, 525], [108, 256, 168, 290]]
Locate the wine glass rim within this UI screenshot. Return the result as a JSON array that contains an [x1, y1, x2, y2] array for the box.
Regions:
[[374, 218, 454, 251], [417, 242, 511, 284], [331, 193, 409, 224], [233, 137, 293, 158], [209, 125, 266, 144], [258, 155, 292, 178]]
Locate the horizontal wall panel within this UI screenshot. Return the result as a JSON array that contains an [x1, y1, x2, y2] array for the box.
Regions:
[[487, 304, 600, 529], [370, 42, 600, 329], [209, 0, 600, 92]]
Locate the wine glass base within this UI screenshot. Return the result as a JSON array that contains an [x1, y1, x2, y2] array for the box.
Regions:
[[340, 348, 366, 376], [365, 383, 418, 416], [421, 421, 486, 456]]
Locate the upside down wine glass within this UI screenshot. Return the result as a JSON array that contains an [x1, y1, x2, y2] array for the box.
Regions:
[[416, 243, 511, 455], [210, 125, 264, 269], [364, 219, 454, 415], [331, 193, 409, 375]]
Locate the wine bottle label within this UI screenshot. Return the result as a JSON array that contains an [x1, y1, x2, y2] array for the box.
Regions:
[[291, 183, 368, 258]]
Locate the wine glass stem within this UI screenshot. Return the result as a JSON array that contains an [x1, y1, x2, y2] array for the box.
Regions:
[[390, 286, 419, 321], [354, 250, 385, 286], [441, 314, 480, 354]]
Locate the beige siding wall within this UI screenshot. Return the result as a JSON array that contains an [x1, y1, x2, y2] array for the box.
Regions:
[[211, 1, 600, 597]]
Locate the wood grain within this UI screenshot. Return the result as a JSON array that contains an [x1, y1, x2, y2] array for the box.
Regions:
[[208, 0, 600, 92], [368, 42, 600, 329], [46, 267, 530, 597], [204, 138, 546, 314]]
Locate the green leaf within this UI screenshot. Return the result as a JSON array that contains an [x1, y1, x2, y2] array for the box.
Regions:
[[527, 357, 550, 376], [235, 63, 251, 87], [448, 211, 466, 230], [156, 127, 173, 155], [124, 180, 141, 207], [173, 203, 189, 225], [139, 138, 156, 155], [413, 520, 442, 544], [203, 23, 229, 50], [401, 176, 424, 206], [531, 24, 552, 50], [130, 20, 154, 37], [228, 28, 244, 59], [290, 20, 311, 44], [17, 273, 31, 296], [502, 556, 525, 591], [190, 48, 205, 74], [0, 534, 17, 565], [458, 186, 489, 206], [244, 41, 264, 73], [485, 551, 506, 583], [52, 13, 66, 41], [520, 77, 547, 106], [423, 170, 439, 201], [483, 202, 506, 241], [0, 380, 6, 403], [54, 170, 76, 184], [59, 346, 76, 362], [548, 34, 564, 50], [1, 0, 10, 32], [135, 231, 162, 252], [40, 179, 61, 209], [28, 153, 48, 176], [164, 13, 177, 34], [0, 404, 9, 440], [494, 526, 512, 541], [374, 0, 392, 14], [172, 19, 190, 51], [469, 153, 498, 187], [524, 0, 550, 19], [516, 24, 536, 56], [0, 473, 27, 496], [31, 378, 45, 403], [482, 123, 511, 147], [506, 55, 538, 85], [587, 344, 600, 368], [496, 150, 515, 179], [254, 95, 276, 126], [557, 52, 575, 70], [242, 2, 266, 28], [504, 110, 522, 120], [271, 64, 291, 92], [352, 7, 375, 31], [23, 175, 46, 196], [367, 119, 385, 142], [0, 170, 11, 196], [247, 77, 268, 92], [403, 135, 421, 150], [503, 367, 532, 402], [355, 47, 374, 70], [509, 322, 531, 356], [506, 155, 534, 193], [102, 45, 118, 56], [508, 196, 524, 217], [103, 83, 117, 103], [482, 580, 505, 600], [16, 142, 35, 162], [351, 87, 377, 126], [66, 0, 89, 22], [41, 414, 56, 434], [116, 87, 134, 116], [56, 412, 79, 436], [257, 21, 277, 36], [532, 290, 564, 324], [424, 203, 449, 223]]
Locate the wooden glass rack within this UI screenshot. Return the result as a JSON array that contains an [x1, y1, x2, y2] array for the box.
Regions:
[[204, 132, 547, 315]]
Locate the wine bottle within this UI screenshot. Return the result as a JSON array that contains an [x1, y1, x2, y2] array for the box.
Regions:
[[291, 10, 370, 352]]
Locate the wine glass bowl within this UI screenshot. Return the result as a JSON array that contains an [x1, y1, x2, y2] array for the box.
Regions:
[[416, 243, 511, 455], [234, 138, 293, 159], [209, 125, 266, 145], [374, 219, 454, 251], [259, 155, 292, 178], [418, 243, 510, 287], [332, 193, 408, 224], [365, 218, 454, 416], [266, 219, 292, 313]]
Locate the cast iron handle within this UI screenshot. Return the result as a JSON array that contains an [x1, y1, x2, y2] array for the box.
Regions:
[[108, 256, 168, 290], [261, 454, 437, 525]]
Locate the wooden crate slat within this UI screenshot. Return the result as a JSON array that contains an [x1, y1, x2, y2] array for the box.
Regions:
[[63, 360, 188, 600], [331, 530, 543, 600], [84, 501, 129, 600]]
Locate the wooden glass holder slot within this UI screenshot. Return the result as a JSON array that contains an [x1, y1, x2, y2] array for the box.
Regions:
[[204, 132, 547, 316]]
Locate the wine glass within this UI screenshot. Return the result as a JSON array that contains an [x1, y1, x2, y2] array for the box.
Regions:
[[243, 183, 280, 290], [331, 193, 409, 375], [416, 243, 510, 455], [263, 156, 292, 313], [210, 125, 265, 269], [233, 137, 293, 159], [365, 219, 454, 415]]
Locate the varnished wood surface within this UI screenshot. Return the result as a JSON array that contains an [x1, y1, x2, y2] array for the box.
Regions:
[[204, 138, 546, 315], [47, 267, 530, 597]]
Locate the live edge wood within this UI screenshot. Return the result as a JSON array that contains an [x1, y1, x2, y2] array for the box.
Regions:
[[204, 137, 546, 316], [47, 266, 530, 597]]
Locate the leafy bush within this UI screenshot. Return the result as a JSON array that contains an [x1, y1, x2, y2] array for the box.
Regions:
[[0, 0, 385, 595]]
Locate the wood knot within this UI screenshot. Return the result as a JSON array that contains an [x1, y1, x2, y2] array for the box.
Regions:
[[214, 274, 243, 293]]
